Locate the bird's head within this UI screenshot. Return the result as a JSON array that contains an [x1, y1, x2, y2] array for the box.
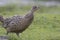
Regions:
[[31, 6, 39, 12], [0, 15, 4, 23]]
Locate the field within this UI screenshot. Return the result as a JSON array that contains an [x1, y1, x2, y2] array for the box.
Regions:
[[0, 5, 60, 40]]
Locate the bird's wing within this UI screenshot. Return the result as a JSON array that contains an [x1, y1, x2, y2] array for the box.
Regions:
[[6, 16, 23, 30], [3, 15, 22, 28]]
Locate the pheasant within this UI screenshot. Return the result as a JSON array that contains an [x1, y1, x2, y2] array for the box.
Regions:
[[0, 6, 39, 37]]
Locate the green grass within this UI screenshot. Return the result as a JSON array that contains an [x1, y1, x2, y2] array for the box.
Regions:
[[0, 5, 60, 40]]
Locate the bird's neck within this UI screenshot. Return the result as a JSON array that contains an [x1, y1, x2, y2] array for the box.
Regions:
[[24, 9, 34, 19]]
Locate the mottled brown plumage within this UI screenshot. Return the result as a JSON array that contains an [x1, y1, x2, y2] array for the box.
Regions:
[[0, 6, 39, 37]]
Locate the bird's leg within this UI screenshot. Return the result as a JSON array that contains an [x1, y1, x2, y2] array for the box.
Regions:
[[16, 33, 20, 37], [6, 28, 10, 35]]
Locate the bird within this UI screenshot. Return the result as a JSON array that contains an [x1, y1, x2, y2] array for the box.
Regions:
[[0, 6, 39, 37]]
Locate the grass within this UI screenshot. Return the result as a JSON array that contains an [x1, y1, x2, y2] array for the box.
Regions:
[[0, 5, 60, 40]]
